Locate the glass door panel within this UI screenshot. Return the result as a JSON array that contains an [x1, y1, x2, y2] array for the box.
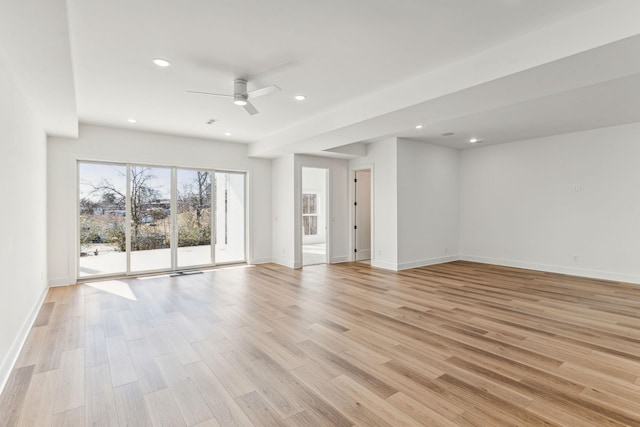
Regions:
[[129, 166, 172, 272], [78, 162, 127, 277], [215, 172, 245, 263], [177, 169, 212, 268]]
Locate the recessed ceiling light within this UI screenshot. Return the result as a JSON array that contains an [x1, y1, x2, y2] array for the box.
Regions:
[[127, 118, 137, 123], [294, 95, 306, 101], [442, 132, 455, 137], [152, 58, 171, 67], [415, 125, 424, 129], [225, 132, 232, 136], [469, 138, 483, 144]]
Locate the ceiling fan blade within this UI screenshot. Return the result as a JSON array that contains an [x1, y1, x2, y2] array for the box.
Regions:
[[247, 85, 281, 99], [186, 90, 233, 98], [243, 101, 259, 115]]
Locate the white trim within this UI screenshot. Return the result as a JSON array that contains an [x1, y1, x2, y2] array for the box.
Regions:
[[0, 285, 49, 395], [397, 255, 459, 271], [371, 260, 399, 271], [250, 257, 272, 265], [272, 257, 297, 269], [48, 277, 75, 287], [330, 256, 350, 264], [461, 255, 640, 285]]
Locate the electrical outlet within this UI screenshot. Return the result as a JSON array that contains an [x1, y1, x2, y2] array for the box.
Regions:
[[572, 255, 579, 263], [445, 247, 449, 254]]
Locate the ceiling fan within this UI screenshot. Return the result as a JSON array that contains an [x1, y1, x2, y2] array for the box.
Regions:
[[187, 78, 280, 115]]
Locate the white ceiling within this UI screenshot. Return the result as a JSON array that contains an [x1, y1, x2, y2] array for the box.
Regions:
[[4, 0, 640, 157]]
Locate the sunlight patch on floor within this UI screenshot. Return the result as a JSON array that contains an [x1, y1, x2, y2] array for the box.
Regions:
[[86, 280, 138, 301]]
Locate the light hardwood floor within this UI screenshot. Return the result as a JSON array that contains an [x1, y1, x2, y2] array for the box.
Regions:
[[2, 261, 640, 426]]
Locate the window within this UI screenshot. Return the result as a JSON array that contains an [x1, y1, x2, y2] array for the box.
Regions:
[[302, 193, 318, 236]]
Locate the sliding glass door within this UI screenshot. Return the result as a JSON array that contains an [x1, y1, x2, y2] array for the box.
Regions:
[[79, 163, 127, 277], [215, 172, 245, 264], [129, 166, 172, 273], [78, 161, 245, 278], [177, 169, 212, 268]]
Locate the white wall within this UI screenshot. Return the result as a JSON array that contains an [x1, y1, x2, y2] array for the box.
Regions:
[[271, 154, 296, 267], [0, 57, 49, 392], [350, 139, 398, 270], [397, 138, 459, 269], [301, 167, 327, 245], [295, 155, 350, 266], [47, 124, 272, 285], [460, 122, 640, 284]]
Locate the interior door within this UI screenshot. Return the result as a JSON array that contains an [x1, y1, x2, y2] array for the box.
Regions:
[[355, 169, 371, 261]]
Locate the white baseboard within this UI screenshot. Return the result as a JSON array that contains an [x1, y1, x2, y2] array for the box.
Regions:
[[371, 255, 459, 272], [250, 257, 272, 265], [271, 257, 297, 269], [0, 284, 49, 395], [330, 256, 349, 264], [460, 255, 640, 285], [371, 260, 399, 271], [48, 277, 75, 287], [397, 255, 459, 271]]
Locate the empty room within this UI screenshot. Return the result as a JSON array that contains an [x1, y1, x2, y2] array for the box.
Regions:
[[2, 0, 640, 426]]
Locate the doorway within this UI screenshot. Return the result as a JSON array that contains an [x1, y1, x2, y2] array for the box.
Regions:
[[302, 167, 328, 266], [354, 169, 371, 262]]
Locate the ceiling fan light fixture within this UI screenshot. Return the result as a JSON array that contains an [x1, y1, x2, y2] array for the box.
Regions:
[[294, 95, 306, 101], [233, 93, 248, 106]]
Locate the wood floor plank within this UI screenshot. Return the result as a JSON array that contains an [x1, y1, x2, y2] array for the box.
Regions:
[[0, 365, 34, 426], [53, 348, 85, 414], [235, 391, 287, 427], [127, 337, 168, 393], [386, 392, 459, 427], [192, 338, 256, 398], [113, 382, 153, 427], [106, 335, 138, 387], [85, 363, 118, 427], [143, 387, 186, 427], [155, 353, 214, 425], [183, 361, 255, 427], [51, 406, 85, 427], [17, 369, 59, 427], [13, 326, 48, 368]]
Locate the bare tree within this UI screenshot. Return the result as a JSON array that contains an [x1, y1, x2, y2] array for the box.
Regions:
[[85, 167, 165, 250], [177, 171, 211, 246]]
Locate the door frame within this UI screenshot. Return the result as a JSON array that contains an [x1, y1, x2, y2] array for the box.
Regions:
[[299, 166, 330, 267]]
